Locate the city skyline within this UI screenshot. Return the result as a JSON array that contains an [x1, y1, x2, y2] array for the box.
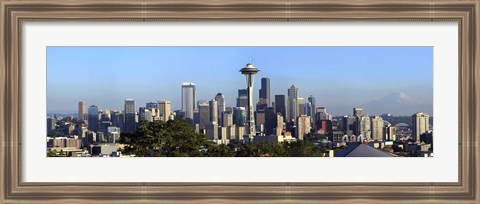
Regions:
[[47, 46, 433, 116]]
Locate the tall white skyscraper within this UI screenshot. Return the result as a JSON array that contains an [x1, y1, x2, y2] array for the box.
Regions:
[[297, 97, 305, 116], [296, 115, 311, 140], [371, 116, 384, 141], [357, 115, 371, 139], [78, 101, 86, 121], [214, 93, 225, 125], [158, 100, 171, 122], [209, 99, 218, 124], [181, 82, 196, 120], [412, 112, 430, 141], [124, 99, 136, 133], [287, 85, 298, 122]]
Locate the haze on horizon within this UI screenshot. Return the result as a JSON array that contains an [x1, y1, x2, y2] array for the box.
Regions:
[[47, 46, 433, 116]]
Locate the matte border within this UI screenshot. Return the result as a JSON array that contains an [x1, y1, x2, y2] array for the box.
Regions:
[[1, 0, 478, 203]]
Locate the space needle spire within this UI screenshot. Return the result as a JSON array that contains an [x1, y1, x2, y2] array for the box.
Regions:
[[240, 62, 260, 141]]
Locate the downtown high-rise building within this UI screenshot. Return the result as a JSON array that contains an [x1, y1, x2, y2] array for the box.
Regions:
[[296, 115, 311, 140], [47, 116, 56, 135], [356, 115, 371, 139], [258, 77, 270, 109], [158, 100, 171, 122], [146, 102, 158, 109], [307, 95, 316, 123], [197, 100, 210, 130], [87, 105, 99, 132], [264, 107, 278, 136], [222, 111, 233, 127], [233, 107, 246, 127], [297, 97, 305, 116], [412, 112, 430, 141], [139, 107, 147, 122], [315, 107, 332, 130], [144, 109, 153, 122], [209, 99, 218, 124], [287, 85, 299, 122], [353, 107, 365, 117], [371, 116, 384, 141], [343, 115, 356, 136], [236, 89, 248, 108], [274, 95, 286, 121], [111, 111, 124, 131], [124, 99, 136, 133], [78, 101, 86, 121], [181, 82, 196, 120], [214, 93, 225, 125], [383, 124, 397, 141]]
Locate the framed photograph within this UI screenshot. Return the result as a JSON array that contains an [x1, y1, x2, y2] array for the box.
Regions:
[[1, 0, 479, 203]]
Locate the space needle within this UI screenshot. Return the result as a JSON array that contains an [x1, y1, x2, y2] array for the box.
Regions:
[[240, 62, 260, 140]]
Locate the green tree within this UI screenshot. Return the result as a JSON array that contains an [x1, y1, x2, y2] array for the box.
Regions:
[[119, 119, 209, 157], [119, 119, 326, 157], [204, 143, 235, 157], [47, 149, 58, 157], [236, 141, 286, 157], [283, 140, 324, 157]]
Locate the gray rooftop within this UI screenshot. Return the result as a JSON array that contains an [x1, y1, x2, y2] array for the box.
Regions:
[[335, 143, 395, 157]]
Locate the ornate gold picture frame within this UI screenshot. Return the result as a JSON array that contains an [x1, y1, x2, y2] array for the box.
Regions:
[[1, 0, 479, 203]]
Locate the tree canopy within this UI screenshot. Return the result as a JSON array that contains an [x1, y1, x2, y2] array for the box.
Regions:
[[119, 119, 325, 157]]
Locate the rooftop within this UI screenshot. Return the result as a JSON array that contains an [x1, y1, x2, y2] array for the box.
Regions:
[[334, 143, 395, 157]]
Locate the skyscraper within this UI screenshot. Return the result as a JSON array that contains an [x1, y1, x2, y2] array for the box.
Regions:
[[209, 99, 218, 124], [214, 93, 225, 125], [78, 101, 86, 121], [111, 111, 124, 131], [276, 114, 284, 136], [206, 122, 219, 140], [47, 116, 56, 135], [356, 115, 371, 139], [222, 111, 233, 127], [264, 107, 277, 136], [315, 107, 332, 131], [198, 100, 210, 130], [158, 100, 171, 122], [307, 95, 316, 123], [146, 102, 158, 109], [287, 85, 298, 122], [87, 105, 99, 132], [353, 108, 365, 117], [371, 116, 384, 141], [274, 95, 286, 121], [412, 112, 430, 141], [236, 89, 248, 108], [297, 97, 305, 116], [144, 109, 153, 122], [139, 107, 146, 122], [343, 115, 356, 136], [383, 124, 397, 141], [239, 63, 259, 139], [288, 85, 299, 99], [124, 99, 136, 133], [296, 115, 311, 140], [256, 98, 268, 112], [182, 82, 196, 120], [259, 77, 270, 107], [233, 106, 247, 127]]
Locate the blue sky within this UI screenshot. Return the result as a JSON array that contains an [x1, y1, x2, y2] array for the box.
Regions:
[[47, 46, 433, 116]]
